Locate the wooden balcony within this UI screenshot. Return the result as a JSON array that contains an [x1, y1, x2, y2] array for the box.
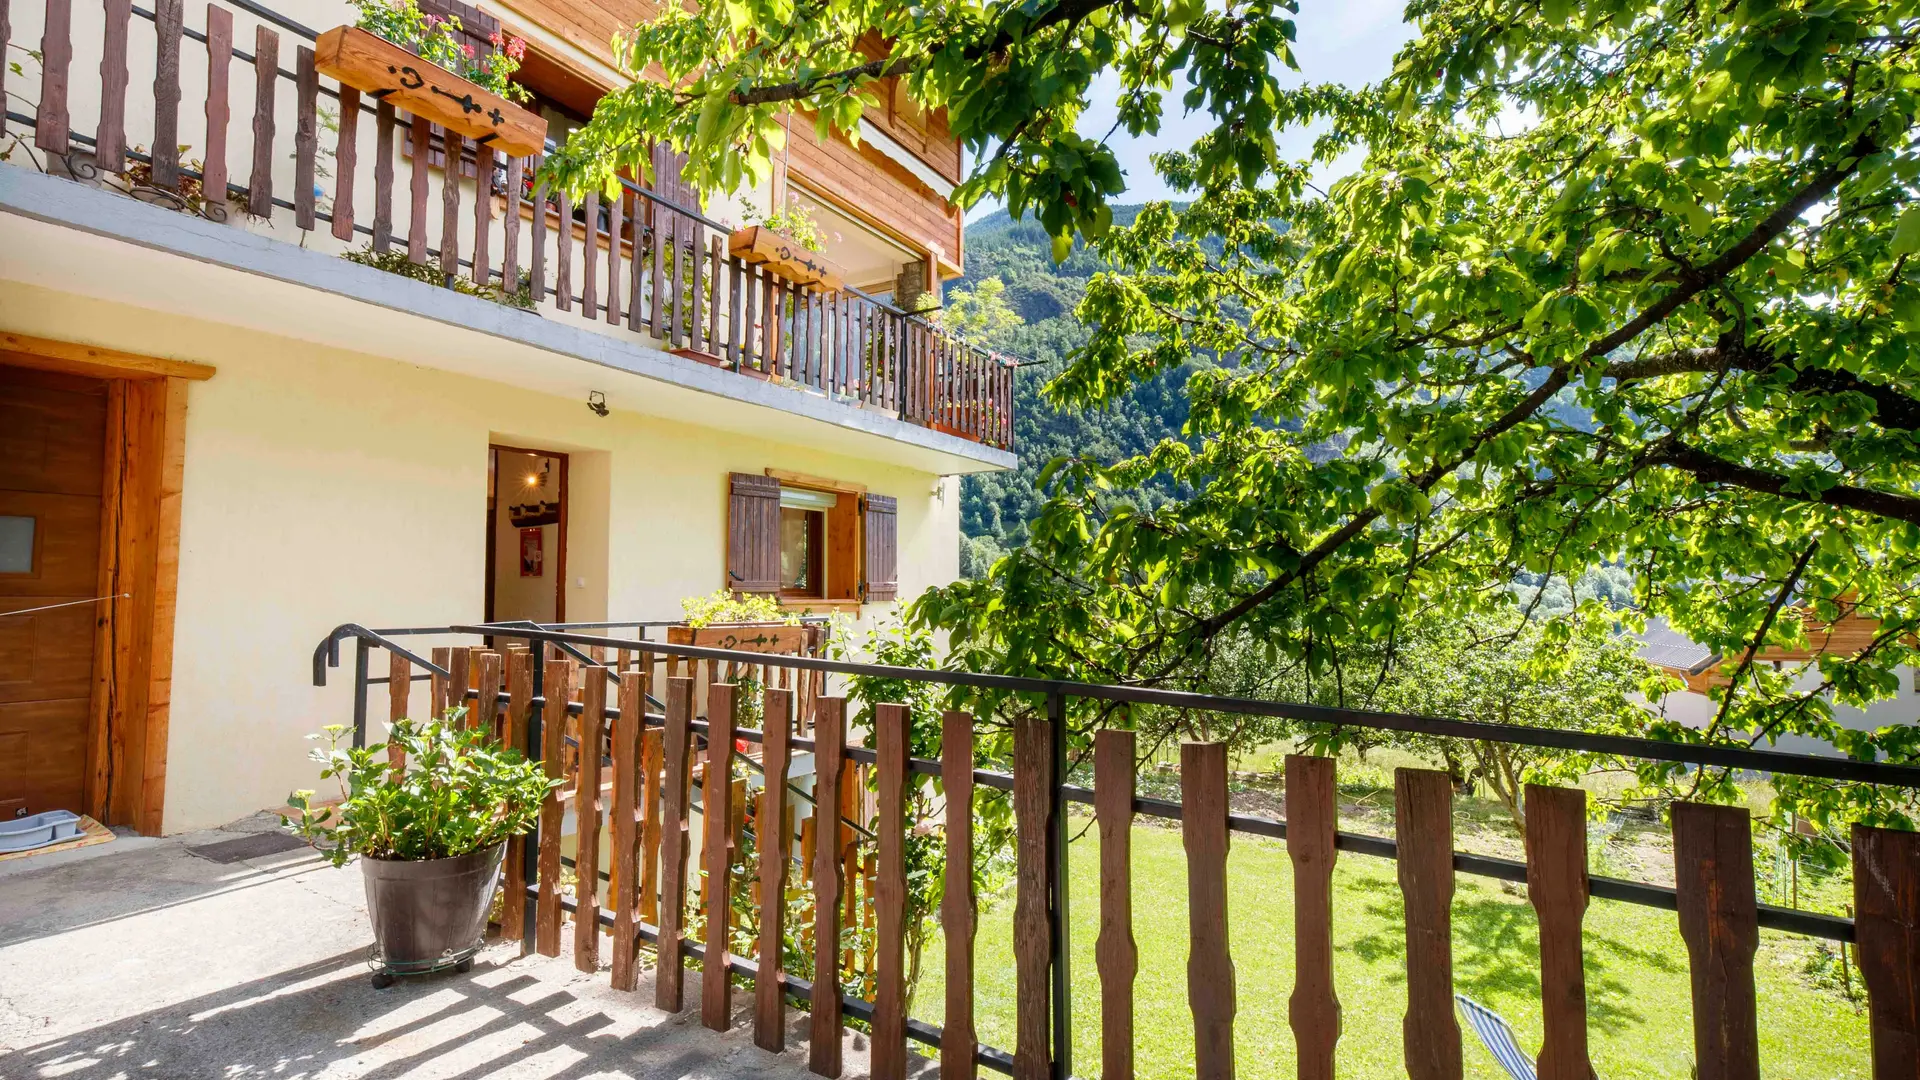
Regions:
[[0, 0, 1014, 449]]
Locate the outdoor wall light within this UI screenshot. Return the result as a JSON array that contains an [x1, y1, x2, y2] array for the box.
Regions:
[[587, 390, 610, 417]]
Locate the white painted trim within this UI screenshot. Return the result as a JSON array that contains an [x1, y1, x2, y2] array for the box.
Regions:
[[856, 117, 957, 197]]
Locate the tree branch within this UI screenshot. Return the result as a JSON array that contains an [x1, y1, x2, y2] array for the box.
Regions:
[[1649, 441, 1920, 525]]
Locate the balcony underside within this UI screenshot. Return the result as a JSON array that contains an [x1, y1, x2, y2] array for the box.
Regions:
[[0, 166, 1015, 477]]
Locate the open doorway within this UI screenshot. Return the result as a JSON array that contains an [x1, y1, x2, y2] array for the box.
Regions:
[[485, 445, 568, 625]]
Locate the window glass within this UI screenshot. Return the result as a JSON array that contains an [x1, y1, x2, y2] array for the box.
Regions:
[[0, 516, 32, 574], [780, 507, 820, 594]]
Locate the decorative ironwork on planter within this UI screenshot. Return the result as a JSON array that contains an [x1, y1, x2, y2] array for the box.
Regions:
[[314, 26, 547, 156]]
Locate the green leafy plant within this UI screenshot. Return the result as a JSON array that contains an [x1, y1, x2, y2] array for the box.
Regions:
[[348, 0, 531, 104], [343, 243, 536, 309], [740, 201, 835, 253], [282, 711, 558, 866], [679, 588, 798, 628]]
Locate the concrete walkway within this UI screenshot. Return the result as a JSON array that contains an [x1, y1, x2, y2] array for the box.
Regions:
[[0, 815, 912, 1079]]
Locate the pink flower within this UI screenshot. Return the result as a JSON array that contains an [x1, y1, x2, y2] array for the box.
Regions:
[[462, 43, 476, 57], [506, 37, 526, 59], [489, 30, 503, 47]]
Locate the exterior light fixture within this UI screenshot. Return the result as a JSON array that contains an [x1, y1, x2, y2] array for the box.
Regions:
[[587, 390, 609, 417]]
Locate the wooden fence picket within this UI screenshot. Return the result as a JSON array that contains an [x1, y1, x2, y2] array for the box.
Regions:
[[1012, 712, 1050, 1080], [407, 112, 429, 262], [573, 668, 607, 973], [1852, 823, 1920, 1077], [642, 720, 663, 923], [943, 710, 978, 1080], [372, 101, 395, 251], [528, 160, 546, 300], [1182, 742, 1234, 1080], [872, 703, 910, 1080], [293, 45, 316, 230], [534, 658, 575, 957], [201, 3, 231, 213], [1525, 784, 1592, 1080], [755, 687, 794, 1051], [809, 696, 847, 1078], [331, 85, 358, 240], [152, 0, 184, 188], [472, 651, 501, 733], [248, 25, 278, 217], [1397, 767, 1461, 1080], [605, 190, 623, 324], [1286, 755, 1339, 1080], [385, 651, 409, 773], [440, 130, 461, 278], [610, 671, 644, 990], [35, 0, 70, 153], [471, 143, 493, 286], [1672, 801, 1759, 1080], [503, 155, 523, 290], [656, 676, 694, 1011], [555, 189, 573, 311], [1095, 728, 1136, 1080], [97, 0, 130, 173], [428, 646, 451, 719]]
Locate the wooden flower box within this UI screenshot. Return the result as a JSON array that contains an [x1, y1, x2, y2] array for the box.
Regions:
[[728, 226, 845, 292], [314, 26, 547, 157]]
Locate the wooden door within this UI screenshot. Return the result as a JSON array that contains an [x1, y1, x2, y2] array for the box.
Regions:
[[0, 365, 107, 819]]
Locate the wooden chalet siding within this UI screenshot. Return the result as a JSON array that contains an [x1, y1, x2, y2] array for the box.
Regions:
[[785, 117, 963, 270], [417, 0, 497, 58], [727, 472, 781, 593], [862, 493, 898, 603]]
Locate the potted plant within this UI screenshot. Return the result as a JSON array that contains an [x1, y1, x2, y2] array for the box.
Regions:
[[284, 712, 558, 987], [314, 0, 547, 157], [728, 205, 846, 292]]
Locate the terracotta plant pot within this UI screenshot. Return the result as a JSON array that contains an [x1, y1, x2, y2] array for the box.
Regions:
[[361, 841, 505, 986]]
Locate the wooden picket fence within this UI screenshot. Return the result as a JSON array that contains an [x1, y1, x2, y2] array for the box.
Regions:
[[3, 0, 1015, 448], [325, 625, 1920, 1080]]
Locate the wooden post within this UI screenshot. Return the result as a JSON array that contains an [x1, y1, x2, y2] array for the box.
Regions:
[[503, 155, 523, 291], [429, 646, 452, 719], [534, 659, 576, 957], [943, 711, 979, 1080], [581, 189, 599, 317], [573, 667, 607, 973], [656, 676, 694, 1011], [35, 0, 71, 154], [1012, 711, 1051, 1080], [1853, 823, 1920, 1077], [1094, 728, 1136, 1080], [408, 112, 430, 263], [872, 704, 910, 1080], [642, 722, 664, 924], [1182, 742, 1234, 1080], [293, 45, 318, 230], [373, 101, 395, 251], [1672, 801, 1760, 1080], [1287, 755, 1340, 1080], [502, 649, 531, 942], [755, 687, 794, 1050], [809, 696, 847, 1078], [610, 671, 644, 990], [440, 130, 462, 279], [1525, 784, 1593, 1080], [702, 682, 737, 1030], [1396, 767, 1462, 1080], [472, 143, 494, 286]]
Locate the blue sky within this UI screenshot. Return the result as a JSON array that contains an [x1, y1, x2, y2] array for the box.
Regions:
[[966, 0, 1415, 220]]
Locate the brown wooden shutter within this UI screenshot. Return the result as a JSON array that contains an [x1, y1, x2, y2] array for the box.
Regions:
[[728, 473, 781, 593], [862, 494, 898, 603]]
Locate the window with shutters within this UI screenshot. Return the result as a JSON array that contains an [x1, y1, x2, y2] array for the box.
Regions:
[[726, 471, 898, 606]]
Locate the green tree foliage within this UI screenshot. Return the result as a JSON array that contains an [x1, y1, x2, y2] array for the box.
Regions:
[[912, 0, 1920, 831], [951, 212, 1197, 555]]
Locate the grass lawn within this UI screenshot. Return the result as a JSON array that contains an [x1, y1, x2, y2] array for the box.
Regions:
[[908, 816, 1869, 1079]]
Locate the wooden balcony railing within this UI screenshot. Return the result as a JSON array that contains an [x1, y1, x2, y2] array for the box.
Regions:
[[2, 0, 1015, 449], [314, 620, 1920, 1080]]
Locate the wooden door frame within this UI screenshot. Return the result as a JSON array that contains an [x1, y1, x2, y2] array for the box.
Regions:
[[489, 444, 569, 624], [0, 332, 208, 835]]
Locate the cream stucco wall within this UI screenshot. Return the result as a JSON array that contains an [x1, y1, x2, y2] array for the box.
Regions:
[[0, 283, 962, 834]]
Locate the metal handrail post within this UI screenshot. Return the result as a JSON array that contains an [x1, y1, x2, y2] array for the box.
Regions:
[[352, 637, 371, 749], [524, 645, 546, 953]]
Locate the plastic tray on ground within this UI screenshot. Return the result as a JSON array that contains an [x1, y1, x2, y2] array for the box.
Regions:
[[0, 809, 84, 853]]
